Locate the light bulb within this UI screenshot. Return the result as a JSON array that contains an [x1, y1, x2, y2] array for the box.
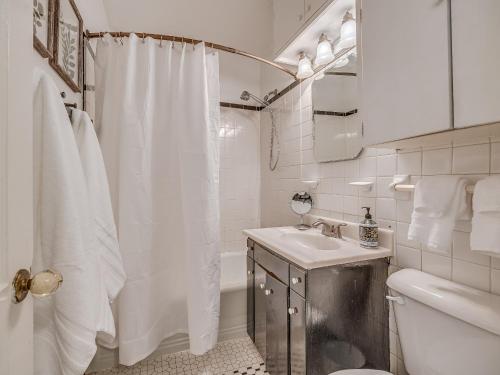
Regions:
[[336, 11, 356, 51], [296, 52, 314, 79], [315, 33, 334, 66]]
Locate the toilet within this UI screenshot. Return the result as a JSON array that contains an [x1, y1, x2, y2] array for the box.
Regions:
[[331, 268, 500, 375]]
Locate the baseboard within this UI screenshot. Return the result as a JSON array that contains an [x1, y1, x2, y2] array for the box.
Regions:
[[86, 323, 248, 373]]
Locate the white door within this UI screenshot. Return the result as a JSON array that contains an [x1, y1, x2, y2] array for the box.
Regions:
[[452, 0, 500, 128], [0, 0, 34, 374], [361, 0, 452, 145]]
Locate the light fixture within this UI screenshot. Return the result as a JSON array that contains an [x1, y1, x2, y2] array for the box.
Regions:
[[332, 44, 350, 68], [314, 71, 325, 80], [296, 52, 314, 79], [315, 33, 334, 66], [336, 10, 356, 51]]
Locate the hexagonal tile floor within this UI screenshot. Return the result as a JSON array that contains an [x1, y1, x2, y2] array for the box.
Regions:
[[88, 337, 269, 375]]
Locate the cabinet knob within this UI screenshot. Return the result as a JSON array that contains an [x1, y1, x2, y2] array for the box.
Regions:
[[288, 307, 298, 315], [259, 283, 265, 289], [247, 270, 254, 276], [291, 277, 302, 285], [264, 289, 273, 296]]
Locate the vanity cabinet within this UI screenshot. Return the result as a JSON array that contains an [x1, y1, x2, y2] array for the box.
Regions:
[[451, 0, 500, 128], [361, 0, 452, 145], [247, 238, 389, 375]]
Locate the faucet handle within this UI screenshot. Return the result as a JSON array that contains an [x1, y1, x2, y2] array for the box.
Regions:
[[336, 223, 348, 239]]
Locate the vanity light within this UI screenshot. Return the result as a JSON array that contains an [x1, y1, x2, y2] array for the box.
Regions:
[[314, 71, 325, 80], [296, 52, 314, 79], [336, 11, 356, 51], [315, 33, 334, 66]]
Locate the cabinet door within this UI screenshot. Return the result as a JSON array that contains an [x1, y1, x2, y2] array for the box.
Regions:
[[361, 0, 452, 145], [305, 0, 327, 18], [452, 0, 500, 128], [289, 291, 306, 375], [265, 273, 289, 375], [273, 0, 305, 53], [254, 264, 267, 359], [247, 256, 255, 341]]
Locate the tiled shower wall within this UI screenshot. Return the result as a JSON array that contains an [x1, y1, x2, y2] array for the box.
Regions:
[[260, 81, 500, 374], [220, 108, 261, 253]]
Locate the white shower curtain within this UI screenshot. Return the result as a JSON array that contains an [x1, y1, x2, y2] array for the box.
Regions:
[[94, 34, 221, 365]]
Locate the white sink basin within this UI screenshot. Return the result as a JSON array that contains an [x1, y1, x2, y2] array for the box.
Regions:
[[280, 232, 342, 251], [243, 225, 393, 269]]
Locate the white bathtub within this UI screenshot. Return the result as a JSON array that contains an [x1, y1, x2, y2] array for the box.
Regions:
[[219, 251, 248, 340]]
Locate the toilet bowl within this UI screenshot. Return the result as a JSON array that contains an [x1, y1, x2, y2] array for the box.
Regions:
[[329, 268, 500, 375]]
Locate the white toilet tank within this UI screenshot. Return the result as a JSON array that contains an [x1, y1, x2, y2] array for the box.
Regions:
[[387, 269, 500, 375]]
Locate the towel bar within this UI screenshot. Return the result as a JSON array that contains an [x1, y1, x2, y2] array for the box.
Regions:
[[394, 184, 475, 194]]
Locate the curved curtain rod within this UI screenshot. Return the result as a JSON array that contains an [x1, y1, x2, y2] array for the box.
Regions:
[[86, 31, 297, 78]]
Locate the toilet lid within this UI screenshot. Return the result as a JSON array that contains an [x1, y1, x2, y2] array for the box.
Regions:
[[330, 370, 392, 375]]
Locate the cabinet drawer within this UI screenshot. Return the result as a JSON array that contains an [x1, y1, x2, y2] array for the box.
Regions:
[[254, 242, 289, 284], [290, 264, 306, 298]]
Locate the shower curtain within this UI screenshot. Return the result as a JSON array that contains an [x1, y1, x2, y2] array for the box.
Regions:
[[94, 34, 221, 365]]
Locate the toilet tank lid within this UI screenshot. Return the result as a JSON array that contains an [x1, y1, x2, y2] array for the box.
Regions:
[[387, 269, 500, 336]]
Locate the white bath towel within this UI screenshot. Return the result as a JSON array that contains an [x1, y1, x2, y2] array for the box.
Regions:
[[72, 109, 126, 345], [33, 69, 100, 375], [408, 176, 470, 253], [471, 177, 500, 257]]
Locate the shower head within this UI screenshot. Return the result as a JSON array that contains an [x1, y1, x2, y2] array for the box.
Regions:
[[240, 90, 269, 107]]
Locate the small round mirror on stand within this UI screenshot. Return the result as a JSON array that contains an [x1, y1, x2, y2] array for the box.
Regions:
[[290, 192, 313, 230]]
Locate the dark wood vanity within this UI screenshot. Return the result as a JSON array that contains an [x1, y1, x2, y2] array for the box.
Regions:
[[246, 238, 390, 375]]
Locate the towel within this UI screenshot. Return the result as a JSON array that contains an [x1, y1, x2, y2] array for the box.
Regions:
[[72, 109, 126, 345], [471, 177, 500, 257], [408, 176, 470, 253], [33, 69, 100, 375]]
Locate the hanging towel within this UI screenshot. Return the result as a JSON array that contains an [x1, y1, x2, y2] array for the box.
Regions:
[[33, 68, 100, 375], [408, 176, 470, 253], [72, 109, 126, 345], [471, 177, 500, 257]]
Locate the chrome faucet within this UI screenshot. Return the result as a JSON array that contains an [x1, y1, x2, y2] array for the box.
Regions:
[[311, 219, 348, 239]]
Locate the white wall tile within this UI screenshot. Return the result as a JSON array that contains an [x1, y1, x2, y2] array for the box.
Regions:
[[397, 245, 422, 269], [422, 251, 452, 279], [491, 142, 500, 174], [422, 148, 452, 175], [360, 156, 377, 177], [452, 259, 490, 291], [377, 154, 397, 177], [452, 144, 490, 175], [397, 151, 422, 175], [377, 198, 396, 220], [452, 230, 491, 266]]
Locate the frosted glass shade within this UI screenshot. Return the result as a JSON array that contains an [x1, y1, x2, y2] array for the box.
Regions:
[[315, 37, 334, 66], [297, 53, 314, 79], [336, 12, 356, 50]]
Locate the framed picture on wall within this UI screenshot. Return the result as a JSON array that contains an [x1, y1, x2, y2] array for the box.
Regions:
[[50, 0, 83, 92], [33, 0, 54, 58]]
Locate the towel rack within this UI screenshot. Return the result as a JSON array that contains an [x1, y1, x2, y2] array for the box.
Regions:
[[394, 184, 475, 194]]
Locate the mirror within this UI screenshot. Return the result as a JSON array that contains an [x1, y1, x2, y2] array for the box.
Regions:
[[312, 51, 363, 162], [290, 192, 313, 230]]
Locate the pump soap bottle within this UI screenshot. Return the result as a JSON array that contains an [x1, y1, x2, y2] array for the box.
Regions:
[[359, 207, 378, 248]]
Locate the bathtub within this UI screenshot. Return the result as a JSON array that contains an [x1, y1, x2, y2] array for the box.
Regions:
[[219, 251, 248, 340]]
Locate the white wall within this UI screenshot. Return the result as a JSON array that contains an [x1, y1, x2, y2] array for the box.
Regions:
[[102, 0, 275, 103], [260, 79, 500, 374], [34, 0, 109, 108]]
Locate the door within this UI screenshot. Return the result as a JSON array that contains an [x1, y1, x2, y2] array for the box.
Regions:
[[273, 0, 305, 53], [254, 263, 267, 358], [247, 255, 255, 341], [451, 0, 500, 128], [361, 0, 452, 145], [265, 273, 289, 375], [289, 290, 306, 375], [0, 0, 34, 374]]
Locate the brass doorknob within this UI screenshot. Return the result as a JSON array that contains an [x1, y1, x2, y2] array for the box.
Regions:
[[12, 269, 63, 304]]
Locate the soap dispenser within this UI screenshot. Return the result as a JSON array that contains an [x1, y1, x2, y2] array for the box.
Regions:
[[359, 207, 378, 248]]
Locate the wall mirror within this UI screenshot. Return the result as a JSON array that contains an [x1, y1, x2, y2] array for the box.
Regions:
[[312, 50, 362, 162]]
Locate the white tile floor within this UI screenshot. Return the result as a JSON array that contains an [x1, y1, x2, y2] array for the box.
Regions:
[[89, 337, 269, 375]]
